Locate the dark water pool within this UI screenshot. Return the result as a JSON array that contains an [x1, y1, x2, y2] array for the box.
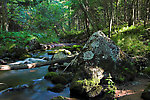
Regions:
[[0, 66, 70, 100]]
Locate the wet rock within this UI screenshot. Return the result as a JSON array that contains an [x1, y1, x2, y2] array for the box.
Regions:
[[70, 79, 103, 97], [47, 84, 65, 93], [44, 72, 69, 85], [26, 39, 41, 51], [141, 84, 150, 100], [51, 49, 72, 60], [48, 49, 76, 72]]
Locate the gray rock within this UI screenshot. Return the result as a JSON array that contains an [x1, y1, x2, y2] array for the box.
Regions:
[[69, 31, 136, 98], [71, 31, 136, 81]]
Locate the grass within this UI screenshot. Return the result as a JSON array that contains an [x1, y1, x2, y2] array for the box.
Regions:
[[103, 23, 150, 57]]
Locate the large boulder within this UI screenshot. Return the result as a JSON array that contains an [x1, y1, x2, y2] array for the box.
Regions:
[[70, 30, 136, 82], [69, 31, 136, 98]]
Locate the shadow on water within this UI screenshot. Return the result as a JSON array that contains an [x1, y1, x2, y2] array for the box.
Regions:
[[0, 66, 70, 100]]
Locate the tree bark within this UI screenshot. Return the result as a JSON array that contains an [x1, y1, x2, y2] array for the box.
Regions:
[[109, 0, 113, 38], [124, 0, 127, 22], [1, 0, 8, 31], [132, 0, 135, 26]]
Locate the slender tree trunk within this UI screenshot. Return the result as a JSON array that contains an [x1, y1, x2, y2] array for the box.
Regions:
[[1, 0, 8, 31], [143, 0, 149, 27], [109, 0, 113, 38], [115, 0, 118, 25], [136, 0, 139, 21], [0, 1, 2, 31], [127, 0, 133, 27], [124, 0, 127, 22], [132, 0, 135, 26]]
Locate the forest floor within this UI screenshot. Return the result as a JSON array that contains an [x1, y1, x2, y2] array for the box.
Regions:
[[116, 76, 150, 100]]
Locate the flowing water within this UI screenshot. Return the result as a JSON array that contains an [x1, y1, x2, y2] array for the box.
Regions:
[[0, 52, 70, 100]]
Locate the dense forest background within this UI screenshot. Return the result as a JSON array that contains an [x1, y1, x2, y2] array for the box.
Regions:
[[0, 0, 150, 58]]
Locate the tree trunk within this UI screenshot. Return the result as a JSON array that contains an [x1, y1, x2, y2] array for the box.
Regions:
[[1, 0, 8, 31], [115, 0, 118, 25], [132, 0, 135, 26], [109, 0, 113, 38], [124, 0, 127, 22], [127, 1, 133, 27]]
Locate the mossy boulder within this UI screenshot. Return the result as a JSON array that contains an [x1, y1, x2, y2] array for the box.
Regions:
[[70, 79, 103, 97], [70, 31, 136, 83], [44, 72, 68, 85], [51, 96, 67, 100], [47, 84, 65, 93], [44, 72, 58, 80], [141, 84, 150, 100]]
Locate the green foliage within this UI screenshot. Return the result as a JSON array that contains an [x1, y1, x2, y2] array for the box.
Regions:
[[0, 30, 59, 56], [108, 24, 150, 56], [105, 73, 117, 95], [143, 67, 150, 75]]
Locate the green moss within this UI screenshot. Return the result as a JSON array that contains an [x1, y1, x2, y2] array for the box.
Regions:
[[70, 78, 101, 96], [103, 24, 150, 57], [19, 54, 32, 60], [44, 72, 58, 80], [87, 85, 103, 97], [51, 75, 68, 85], [48, 49, 71, 55], [51, 96, 67, 100], [44, 72, 68, 85]]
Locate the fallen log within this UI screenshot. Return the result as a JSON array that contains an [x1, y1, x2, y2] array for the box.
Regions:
[[0, 56, 75, 70]]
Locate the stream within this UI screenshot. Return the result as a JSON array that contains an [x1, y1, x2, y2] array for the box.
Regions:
[[0, 51, 70, 100]]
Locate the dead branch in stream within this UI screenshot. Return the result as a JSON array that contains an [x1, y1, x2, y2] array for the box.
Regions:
[[0, 56, 75, 70]]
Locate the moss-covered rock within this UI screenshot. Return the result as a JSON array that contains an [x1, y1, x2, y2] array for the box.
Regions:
[[70, 31, 136, 83], [48, 49, 71, 56], [141, 84, 150, 100], [70, 79, 103, 97], [44, 72, 69, 85], [63, 45, 83, 52], [44, 72, 58, 80], [51, 96, 67, 100], [47, 84, 65, 93]]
